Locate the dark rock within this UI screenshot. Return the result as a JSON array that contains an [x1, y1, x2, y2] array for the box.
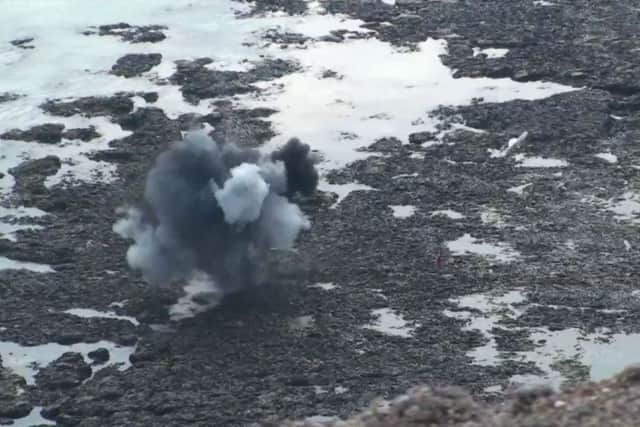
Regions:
[[10, 38, 34, 49], [129, 349, 155, 364], [9, 156, 61, 195], [62, 126, 100, 141], [111, 53, 162, 78], [140, 92, 159, 103], [0, 93, 21, 103], [93, 23, 167, 44], [35, 352, 92, 390], [0, 400, 32, 419], [10, 156, 61, 178], [53, 333, 85, 345], [119, 334, 138, 346], [170, 57, 298, 103], [91, 150, 135, 162], [87, 348, 110, 364], [41, 95, 134, 118], [1, 123, 65, 144], [408, 131, 437, 144]]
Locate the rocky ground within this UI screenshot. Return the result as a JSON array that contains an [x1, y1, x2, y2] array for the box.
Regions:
[[283, 366, 640, 427], [1, 0, 640, 426]]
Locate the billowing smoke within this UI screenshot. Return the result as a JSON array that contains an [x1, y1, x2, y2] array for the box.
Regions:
[[113, 130, 318, 295]]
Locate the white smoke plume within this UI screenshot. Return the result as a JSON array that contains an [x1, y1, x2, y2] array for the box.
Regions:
[[113, 130, 318, 295]]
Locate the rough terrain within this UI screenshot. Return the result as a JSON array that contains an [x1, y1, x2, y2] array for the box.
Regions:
[[1, 0, 640, 426]]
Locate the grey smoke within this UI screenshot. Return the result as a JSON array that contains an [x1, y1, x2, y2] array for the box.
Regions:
[[113, 130, 318, 294]]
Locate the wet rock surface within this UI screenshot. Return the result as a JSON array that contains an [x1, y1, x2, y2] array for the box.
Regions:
[[1, 0, 640, 426], [85, 23, 167, 43], [41, 94, 134, 118], [169, 57, 299, 103], [111, 53, 162, 78], [1, 123, 65, 144], [35, 352, 92, 390]]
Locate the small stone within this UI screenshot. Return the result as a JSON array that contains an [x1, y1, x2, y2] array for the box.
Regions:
[[88, 348, 110, 364]]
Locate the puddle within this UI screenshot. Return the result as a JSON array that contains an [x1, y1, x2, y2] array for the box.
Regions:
[[514, 153, 568, 168], [64, 308, 139, 326], [473, 47, 509, 58], [0, 256, 53, 273], [446, 233, 519, 263], [389, 205, 415, 219], [363, 307, 417, 338], [12, 406, 56, 427], [168, 273, 221, 321], [595, 152, 618, 164], [309, 282, 337, 291], [431, 209, 465, 220], [0, 340, 135, 385], [445, 289, 640, 389]]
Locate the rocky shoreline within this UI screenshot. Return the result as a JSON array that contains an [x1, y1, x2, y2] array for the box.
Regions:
[[1, 0, 640, 425]]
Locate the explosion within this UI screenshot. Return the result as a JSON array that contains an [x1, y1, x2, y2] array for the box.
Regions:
[[113, 130, 318, 296]]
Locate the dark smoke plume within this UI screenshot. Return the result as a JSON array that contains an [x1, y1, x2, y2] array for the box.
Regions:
[[113, 130, 318, 295]]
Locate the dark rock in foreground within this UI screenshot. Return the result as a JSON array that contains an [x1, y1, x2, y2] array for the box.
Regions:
[[282, 366, 640, 427]]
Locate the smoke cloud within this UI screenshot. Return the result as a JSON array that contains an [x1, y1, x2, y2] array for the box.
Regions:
[[113, 130, 318, 295]]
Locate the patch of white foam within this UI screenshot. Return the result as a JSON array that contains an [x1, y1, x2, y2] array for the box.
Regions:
[[238, 38, 575, 173], [595, 152, 618, 164], [605, 192, 640, 223], [363, 307, 417, 338], [446, 233, 519, 263], [391, 172, 418, 179], [514, 154, 568, 168], [12, 406, 56, 427], [334, 385, 348, 394], [488, 131, 527, 158], [431, 209, 465, 220], [507, 183, 532, 195], [480, 207, 507, 228], [473, 47, 509, 59], [483, 385, 503, 394], [534, 0, 555, 5], [624, 240, 632, 251], [169, 273, 221, 321], [319, 181, 375, 208], [0, 339, 135, 386], [389, 205, 415, 219], [310, 282, 337, 291], [64, 308, 139, 326], [0, 256, 53, 273], [289, 315, 315, 332]]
